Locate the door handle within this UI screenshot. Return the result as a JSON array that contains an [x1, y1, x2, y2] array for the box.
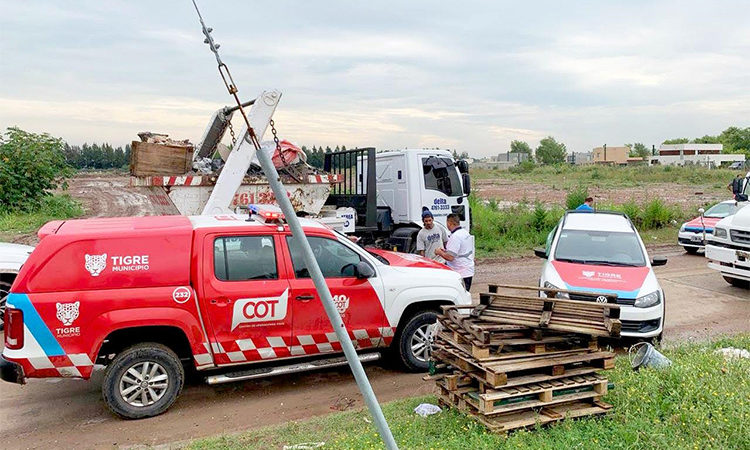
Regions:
[[295, 295, 315, 301], [210, 297, 232, 306]]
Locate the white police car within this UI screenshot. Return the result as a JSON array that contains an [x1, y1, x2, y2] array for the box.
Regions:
[[535, 211, 667, 339]]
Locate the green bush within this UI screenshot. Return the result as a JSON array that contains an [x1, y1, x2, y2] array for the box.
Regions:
[[0, 194, 83, 234], [565, 185, 589, 210], [508, 159, 536, 174], [641, 198, 676, 229], [0, 127, 73, 212]]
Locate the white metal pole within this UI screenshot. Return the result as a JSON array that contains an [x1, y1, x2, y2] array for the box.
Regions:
[[254, 141, 399, 449]]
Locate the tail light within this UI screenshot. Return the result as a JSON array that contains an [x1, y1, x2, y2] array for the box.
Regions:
[[5, 308, 24, 350]]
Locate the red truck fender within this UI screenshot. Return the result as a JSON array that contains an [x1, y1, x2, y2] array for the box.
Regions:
[[88, 307, 213, 371]]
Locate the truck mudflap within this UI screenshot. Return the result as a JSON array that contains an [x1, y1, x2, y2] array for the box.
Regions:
[[0, 355, 25, 384]]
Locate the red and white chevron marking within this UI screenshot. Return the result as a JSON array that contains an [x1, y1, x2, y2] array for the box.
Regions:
[[204, 327, 395, 366], [17, 353, 95, 378]]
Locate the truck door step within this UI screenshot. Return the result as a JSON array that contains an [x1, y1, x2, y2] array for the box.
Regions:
[[205, 352, 381, 385]]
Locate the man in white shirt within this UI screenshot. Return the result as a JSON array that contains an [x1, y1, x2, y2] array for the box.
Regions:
[[434, 213, 475, 291], [416, 208, 448, 262]]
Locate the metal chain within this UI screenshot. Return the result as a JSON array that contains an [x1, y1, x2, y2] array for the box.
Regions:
[[228, 120, 237, 148], [269, 119, 282, 152]]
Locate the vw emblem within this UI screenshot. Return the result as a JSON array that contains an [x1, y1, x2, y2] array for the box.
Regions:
[[596, 296, 608, 303]]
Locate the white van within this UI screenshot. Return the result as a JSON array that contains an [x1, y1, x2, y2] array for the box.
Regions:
[[535, 211, 667, 340]]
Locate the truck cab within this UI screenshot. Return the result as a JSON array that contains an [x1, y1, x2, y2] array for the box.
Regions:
[[1, 211, 471, 419], [325, 148, 471, 251]]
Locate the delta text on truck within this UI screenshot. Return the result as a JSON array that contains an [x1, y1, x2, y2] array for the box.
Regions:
[[0, 209, 471, 419]]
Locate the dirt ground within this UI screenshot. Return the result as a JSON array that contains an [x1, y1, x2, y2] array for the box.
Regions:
[[474, 178, 728, 211], [1, 246, 748, 449]]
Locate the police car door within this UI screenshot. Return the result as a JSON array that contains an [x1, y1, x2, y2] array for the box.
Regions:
[[202, 233, 293, 365]]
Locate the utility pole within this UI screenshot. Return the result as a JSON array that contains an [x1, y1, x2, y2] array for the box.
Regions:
[[189, 2, 398, 448]]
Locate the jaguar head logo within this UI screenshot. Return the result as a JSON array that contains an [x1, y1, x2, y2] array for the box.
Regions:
[[56, 301, 80, 326], [84, 253, 107, 277]]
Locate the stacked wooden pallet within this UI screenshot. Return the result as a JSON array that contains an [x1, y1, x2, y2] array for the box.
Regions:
[[430, 285, 620, 434]]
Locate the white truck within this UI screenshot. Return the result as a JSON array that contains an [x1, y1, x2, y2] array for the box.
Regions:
[[706, 202, 750, 288], [134, 90, 471, 251], [705, 171, 749, 287]]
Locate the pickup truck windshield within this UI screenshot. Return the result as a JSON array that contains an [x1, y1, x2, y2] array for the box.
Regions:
[[554, 230, 646, 267], [705, 203, 738, 218], [422, 157, 463, 197]]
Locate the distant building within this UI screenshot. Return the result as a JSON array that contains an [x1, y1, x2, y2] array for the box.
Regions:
[[592, 146, 629, 165], [568, 151, 593, 165], [496, 152, 530, 163], [652, 143, 744, 167]]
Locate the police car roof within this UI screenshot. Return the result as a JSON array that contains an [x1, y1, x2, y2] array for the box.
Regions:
[[188, 214, 331, 232], [53, 215, 193, 235], [562, 211, 635, 233]]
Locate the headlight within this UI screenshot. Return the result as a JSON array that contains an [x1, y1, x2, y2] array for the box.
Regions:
[[679, 224, 686, 232], [543, 281, 569, 299], [634, 291, 661, 308], [714, 227, 728, 239]]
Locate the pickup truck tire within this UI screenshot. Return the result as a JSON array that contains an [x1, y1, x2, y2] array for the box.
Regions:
[[723, 276, 750, 289], [396, 310, 438, 372], [683, 246, 699, 255], [0, 280, 11, 331], [102, 343, 185, 419]]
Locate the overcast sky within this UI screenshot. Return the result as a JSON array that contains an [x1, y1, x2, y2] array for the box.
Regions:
[[1, 1, 749, 157]]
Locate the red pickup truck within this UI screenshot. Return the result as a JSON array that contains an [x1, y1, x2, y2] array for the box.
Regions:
[[1, 212, 471, 418]]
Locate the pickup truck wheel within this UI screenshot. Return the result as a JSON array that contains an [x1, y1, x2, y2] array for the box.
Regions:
[[723, 276, 750, 288], [397, 310, 438, 372], [0, 280, 11, 331], [684, 246, 699, 255], [102, 343, 184, 419]]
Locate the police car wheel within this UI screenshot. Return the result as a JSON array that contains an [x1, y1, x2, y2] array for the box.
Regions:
[[397, 310, 438, 372], [102, 343, 184, 419]]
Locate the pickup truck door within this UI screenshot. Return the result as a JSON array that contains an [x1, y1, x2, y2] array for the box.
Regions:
[[201, 233, 292, 365], [282, 234, 389, 356]]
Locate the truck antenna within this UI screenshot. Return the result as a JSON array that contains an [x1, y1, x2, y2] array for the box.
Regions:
[[189, 3, 398, 448]]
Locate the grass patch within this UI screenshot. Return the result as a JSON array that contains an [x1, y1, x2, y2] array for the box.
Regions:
[[470, 193, 690, 258], [188, 335, 750, 449], [0, 194, 83, 234], [472, 164, 736, 190]]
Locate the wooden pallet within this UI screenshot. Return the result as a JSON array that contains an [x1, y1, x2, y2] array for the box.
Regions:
[[438, 390, 613, 433], [436, 320, 597, 361], [433, 345, 614, 388], [475, 290, 621, 338], [472, 373, 608, 415]]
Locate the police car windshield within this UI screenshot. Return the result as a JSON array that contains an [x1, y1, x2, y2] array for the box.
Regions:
[[554, 229, 646, 267], [704, 203, 738, 218]]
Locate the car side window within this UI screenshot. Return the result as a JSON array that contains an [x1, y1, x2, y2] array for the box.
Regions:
[[214, 236, 277, 281], [286, 236, 362, 278]]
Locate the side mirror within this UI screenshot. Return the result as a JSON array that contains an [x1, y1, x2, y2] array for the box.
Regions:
[[651, 256, 668, 266], [462, 173, 471, 195], [534, 248, 548, 259], [355, 261, 375, 278], [457, 159, 469, 174]]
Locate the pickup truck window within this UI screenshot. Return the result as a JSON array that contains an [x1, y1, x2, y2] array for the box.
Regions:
[[287, 236, 362, 278], [214, 236, 278, 281]]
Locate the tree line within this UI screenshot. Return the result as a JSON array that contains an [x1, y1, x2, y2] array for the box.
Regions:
[[63, 142, 131, 169]]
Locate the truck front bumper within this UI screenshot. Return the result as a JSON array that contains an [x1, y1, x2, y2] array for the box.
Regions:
[[0, 355, 25, 384], [706, 244, 750, 282]]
